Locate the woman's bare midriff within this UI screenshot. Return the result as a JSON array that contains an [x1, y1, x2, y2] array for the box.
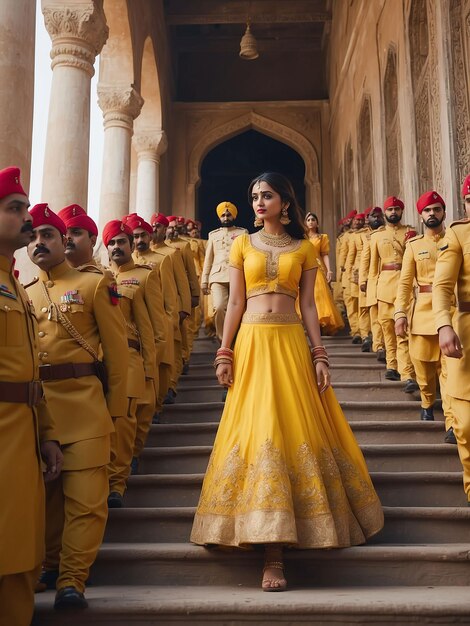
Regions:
[[245, 292, 297, 314]]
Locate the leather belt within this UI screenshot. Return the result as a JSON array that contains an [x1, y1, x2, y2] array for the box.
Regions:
[[418, 285, 432, 293], [382, 263, 402, 271], [39, 362, 97, 381], [0, 380, 43, 406], [128, 338, 141, 351], [459, 301, 470, 312]]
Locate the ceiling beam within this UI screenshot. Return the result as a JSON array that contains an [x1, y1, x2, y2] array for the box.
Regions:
[[167, 12, 331, 25]]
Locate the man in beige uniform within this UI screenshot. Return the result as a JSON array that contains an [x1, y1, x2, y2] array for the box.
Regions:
[[433, 200, 470, 502], [201, 201, 247, 341], [338, 209, 361, 341], [368, 196, 418, 392], [0, 167, 62, 625], [27, 204, 128, 609], [395, 191, 455, 439]]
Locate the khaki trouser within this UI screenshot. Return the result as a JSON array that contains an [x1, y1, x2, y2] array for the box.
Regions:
[[448, 396, 470, 501], [156, 361, 172, 413], [0, 566, 40, 626], [171, 339, 183, 390], [343, 284, 359, 336], [133, 379, 156, 459], [411, 348, 453, 431], [370, 304, 384, 352], [44, 466, 108, 594], [180, 317, 190, 362], [378, 300, 414, 378], [358, 305, 371, 340], [211, 282, 229, 341], [108, 398, 138, 496]]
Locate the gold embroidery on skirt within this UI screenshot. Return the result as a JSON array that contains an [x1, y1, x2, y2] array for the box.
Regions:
[[241, 312, 300, 324], [193, 438, 384, 548]]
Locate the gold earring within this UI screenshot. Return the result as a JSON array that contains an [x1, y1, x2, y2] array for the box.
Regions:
[[280, 207, 291, 225], [254, 216, 263, 228]]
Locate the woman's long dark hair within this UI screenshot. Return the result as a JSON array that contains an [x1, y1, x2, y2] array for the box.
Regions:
[[248, 172, 307, 240]]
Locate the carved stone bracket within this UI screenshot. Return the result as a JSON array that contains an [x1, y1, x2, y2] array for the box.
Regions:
[[133, 130, 168, 162], [43, 2, 108, 75], [98, 85, 144, 130]]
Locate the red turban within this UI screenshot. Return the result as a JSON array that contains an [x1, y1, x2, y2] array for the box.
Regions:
[[151, 213, 169, 227], [58, 204, 98, 236], [0, 166, 26, 201], [355, 213, 365, 220], [30, 203, 66, 236], [346, 210, 357, 219], [383, 196, 404, 211], [416, 191, 445, 214], [125, 213, 152, 234], [102, 220, 132, 247], [462, 174, 470, 198], [176, 216, 185, 225], [186, 219, 197, 230]]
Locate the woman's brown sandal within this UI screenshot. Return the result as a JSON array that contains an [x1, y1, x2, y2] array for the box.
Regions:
[[262, 560, 287, 592]]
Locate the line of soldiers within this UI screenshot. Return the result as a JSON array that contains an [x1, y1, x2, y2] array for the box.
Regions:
[[335, 181, 470, 503], [0, 165, 215, 621]]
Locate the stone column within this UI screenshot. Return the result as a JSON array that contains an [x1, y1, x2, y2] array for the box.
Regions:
[[133, 131, 168, 222], [41, 1, 108, 210], [0, 0, 36, 190], [97, 85, 143, 229]]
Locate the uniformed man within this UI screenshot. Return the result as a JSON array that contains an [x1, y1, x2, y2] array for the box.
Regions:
[[345, 212, 368, 347], [368, 196, 418, 392], [129, 213, 179, 460], [332, 217, 348, 318], [359, 206, 386, 361], [433, 193, 470, 502], [166, 216, 200, 363], [395, 191, 455, 439], [183, 218, 206, 342], [150, 212, 191, 403], [200, 201, 247, 341], [338, 209, 361, 341], [0, 168, 62, 626], [27, 204, 128, 610], [461, 173, 470, 219], [103, 220, 158, 506], [57, 203, 103, 271]]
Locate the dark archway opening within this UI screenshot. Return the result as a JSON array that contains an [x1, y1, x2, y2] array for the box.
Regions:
[[197, 130, 306, 237]]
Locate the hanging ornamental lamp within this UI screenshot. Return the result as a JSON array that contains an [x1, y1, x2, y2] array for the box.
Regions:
[[239, 23, 259, 60]]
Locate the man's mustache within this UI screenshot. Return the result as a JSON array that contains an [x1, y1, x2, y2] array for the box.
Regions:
[[21, 222, 33, 233], [65, 241, 76, 249], [112, 249, 124, 256], [136, 242, 147, 250], [33, 245, 49, 256]]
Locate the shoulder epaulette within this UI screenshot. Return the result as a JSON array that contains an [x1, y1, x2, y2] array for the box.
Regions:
[[78, 264, 103, 275], [22, 276, 39, 289], [450, 218, 470, 227], [135, 263, 153, 270], [209, 227, 221, 236], [407, 233, 424, 244], [370, 227, 383, 236]]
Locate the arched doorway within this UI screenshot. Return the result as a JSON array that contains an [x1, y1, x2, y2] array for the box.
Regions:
[[197, 130, 306, 236]]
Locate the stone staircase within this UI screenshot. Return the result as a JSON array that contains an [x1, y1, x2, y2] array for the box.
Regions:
[[34, 334, 470, 625]]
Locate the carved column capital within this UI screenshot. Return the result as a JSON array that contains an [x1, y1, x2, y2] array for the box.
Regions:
[[42, 2, 108, 76], [97, 85, 144, 130], [133, 130, 168, 163]]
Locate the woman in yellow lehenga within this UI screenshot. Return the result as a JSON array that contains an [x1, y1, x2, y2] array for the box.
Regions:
[[305, 212, 344, 335], [190, 172, 383, 591]]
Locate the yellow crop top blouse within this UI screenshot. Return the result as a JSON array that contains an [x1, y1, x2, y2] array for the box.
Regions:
[[229, 233, 318, 299]]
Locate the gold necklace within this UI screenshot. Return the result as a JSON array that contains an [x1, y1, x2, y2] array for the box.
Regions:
[[258, 228, 292, 247]]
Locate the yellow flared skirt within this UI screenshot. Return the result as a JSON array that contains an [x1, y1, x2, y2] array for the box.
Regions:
[[190, 313, 384, 549], [314, 269, 345, 335]]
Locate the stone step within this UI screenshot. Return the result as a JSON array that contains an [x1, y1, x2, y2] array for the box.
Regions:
[[150, 420, 447, 447], [90, 542, 470, 586], [103, 507, 470, 544], [174, 382, 420, 403], [185, 361, 386, 378], [137, 444, 459, 474], [123, 472, 466, 509], [160, 400, 441, 423], [189, 349, 377, 365], [34, 584, 470, 625]]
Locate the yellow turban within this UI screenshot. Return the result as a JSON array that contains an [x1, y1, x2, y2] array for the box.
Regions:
[[216, 201, 238, 219]]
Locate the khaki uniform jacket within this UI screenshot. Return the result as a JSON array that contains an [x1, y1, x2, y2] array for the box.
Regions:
[[133, 249, 178, 365], [111, 260, 158, 398], [27, 261, 129, 441], [151, 242, 191, 315], [346, 229, 369, 299], [368, 223, 415, 305], [395, 232, 446, 335], [433, 221, 470, 400], [184, 237, 206, 278], [0, 255, 57, 575], [338, 230, 355, 288], [166, 237, 200, 298], [201, 226, 248, 287]]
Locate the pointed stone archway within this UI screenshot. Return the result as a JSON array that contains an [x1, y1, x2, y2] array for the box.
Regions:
[[187, 111, 321, 220]]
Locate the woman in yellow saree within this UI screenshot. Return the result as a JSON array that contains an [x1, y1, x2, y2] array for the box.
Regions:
[[190, 173, 383, 591]]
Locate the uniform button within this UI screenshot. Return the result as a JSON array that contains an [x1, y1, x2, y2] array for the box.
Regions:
[[41, 307, 48, 313], [46, 280, 54, 288], [3, 305, 11, 311], [38, 331, 45, 337], [38, 352, 45, 358]]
